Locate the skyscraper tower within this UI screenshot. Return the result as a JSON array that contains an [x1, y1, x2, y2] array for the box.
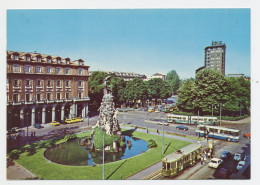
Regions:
[[204, 41, 226, 75]]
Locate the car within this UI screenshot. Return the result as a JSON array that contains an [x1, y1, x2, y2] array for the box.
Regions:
[[71, 118, 79, 123], [234, 152, 242, 161], [217, 168, 233, 178], [138, 108, 143, 111], [237, 161, 246, 170], [65, 119, 74, 124], [51, 121, 60, 126], [243, 132, 251, 138], [155, 110, 160, 113], [176, 125, 188, 130], [221, 151, 232, 159], [208, 158, 223, 168], [157, 122, 169, 126], [76, 117, 83, 122], [34, 123, 44, 129]]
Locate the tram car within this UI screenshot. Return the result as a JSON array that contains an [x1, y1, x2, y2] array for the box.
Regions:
[[162, 143, 204, 177]]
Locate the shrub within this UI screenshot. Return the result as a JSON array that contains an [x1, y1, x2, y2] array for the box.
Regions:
[[148, 139, 157, 148], [8, 149, 20, 160], [64, 134, 77, 142]]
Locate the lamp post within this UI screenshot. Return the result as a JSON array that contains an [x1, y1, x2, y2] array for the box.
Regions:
[[162, 121, 164, 155], [219, 103, 224, 126], [102, 134, 105, 179]]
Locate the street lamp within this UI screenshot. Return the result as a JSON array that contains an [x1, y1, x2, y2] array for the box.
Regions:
[[219, 103, 224, 126], [162, 121, 165, 155]]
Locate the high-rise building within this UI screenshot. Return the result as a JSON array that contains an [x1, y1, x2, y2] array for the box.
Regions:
[[204, 41, 226, 75], [196, 41, 226, 75], [7, 51, 90, 128]]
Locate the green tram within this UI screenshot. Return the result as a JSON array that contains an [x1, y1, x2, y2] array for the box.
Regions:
[[162, 143, 204, 177], [167, 114, 218, 126]]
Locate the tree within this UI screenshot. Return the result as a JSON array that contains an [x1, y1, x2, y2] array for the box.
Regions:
[[124, 78, 147, 107], [166, 70, 180, 95], [177, 79, 194, 112], [110, 77, 126, 107], [223, 77, 250, 116], [88, 71, 108, 111], [192, 69, 228, 115], [146, 78, 171, 104]]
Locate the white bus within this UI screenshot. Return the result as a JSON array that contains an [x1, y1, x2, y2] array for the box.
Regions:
[[167, 114, 218, 126], [196, 125, 240, 142]]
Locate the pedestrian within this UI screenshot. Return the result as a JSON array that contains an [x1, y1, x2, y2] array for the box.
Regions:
[[33, 131, 36, 137], [157, 129, 159, 135], [30, 131, 33, 138], [146, 127, 149, 133], [201, 156, 204, 165]]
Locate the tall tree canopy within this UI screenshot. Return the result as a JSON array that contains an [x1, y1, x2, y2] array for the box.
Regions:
[[166, 70, 180, 95]]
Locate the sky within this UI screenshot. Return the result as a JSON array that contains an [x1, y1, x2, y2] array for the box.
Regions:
[[7, 9, 250, 79]]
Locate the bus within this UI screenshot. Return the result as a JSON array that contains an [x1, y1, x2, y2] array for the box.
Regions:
[[167, 114, 218, 126], [162, 143, 204, 177], [196, 125, 240, 142]]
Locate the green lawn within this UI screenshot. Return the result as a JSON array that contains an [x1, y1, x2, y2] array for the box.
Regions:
[[12, 129, 190, 180]]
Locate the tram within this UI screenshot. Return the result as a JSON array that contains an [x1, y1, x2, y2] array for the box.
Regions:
[[167, 114, 218, 126], [162, 143, 204, 177]]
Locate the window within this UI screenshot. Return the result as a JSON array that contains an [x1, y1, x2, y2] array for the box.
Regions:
[[13, 79, 19, 87], [66, 60, 70, 64], [35, 66, 42, 73], [65, 80, 70, 87], [56, 67, 61, 74], [56, 80, 62, 87], [14, 55, 19, 60], [65, 93, 70, 99], [25, 94, 31, 102], [47, 58, 51, 63], [24, 65, 31, 73], [57, 93, 61, 100], [57, 59, 61, 64], [78, 68, 83, 75], [26, 56, 30, 61], [37, 80, 42, 86], [12, 64, 20, 73], [13, 94, 19, 103], [37, 57, 41, 62], [47, 93, 52, 101], [78, 81, 83, 87], [25, 80, 30, 86], [36, 94, 41, 101], [65, 68, 71, 74], [46, 67, 52, 74], [47, 80, 52, 87], [78, 92, 83, 99]]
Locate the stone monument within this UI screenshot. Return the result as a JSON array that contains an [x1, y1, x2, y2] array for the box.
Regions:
[[94, 75, 121, 136]]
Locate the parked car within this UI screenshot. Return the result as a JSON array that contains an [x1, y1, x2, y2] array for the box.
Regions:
[[237, 161, 246, 170], [221, 151, 232, 159], [138, 108, 143, 111], [155, 110, 160, 113], [143, 107, 148, 111], [71, 118, 79, 123], [65, 119, 74, 124], [51, 121, 60, 126], [243, 132, 251, 138], [208, 158, 223, 168], [217, 168, 233, 178], [234, 153, 242, 161], [34, 123, 43, 129], [176, 125, 188, 131], [76, 117, 83, 122]]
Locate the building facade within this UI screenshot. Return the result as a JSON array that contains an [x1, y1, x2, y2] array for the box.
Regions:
[[196, 41, 226, 75], [7, 51, 90, 129], [204, 41, 226, 75], [145, 72, 166, 81], [89, 71, 147, 81]]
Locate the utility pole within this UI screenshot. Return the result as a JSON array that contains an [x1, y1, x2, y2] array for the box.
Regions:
[[102, 134, 105, 179], [162, 122, 164, 155]]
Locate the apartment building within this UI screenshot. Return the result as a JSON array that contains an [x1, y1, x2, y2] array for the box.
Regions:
[[7, 51, 90, 128]]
